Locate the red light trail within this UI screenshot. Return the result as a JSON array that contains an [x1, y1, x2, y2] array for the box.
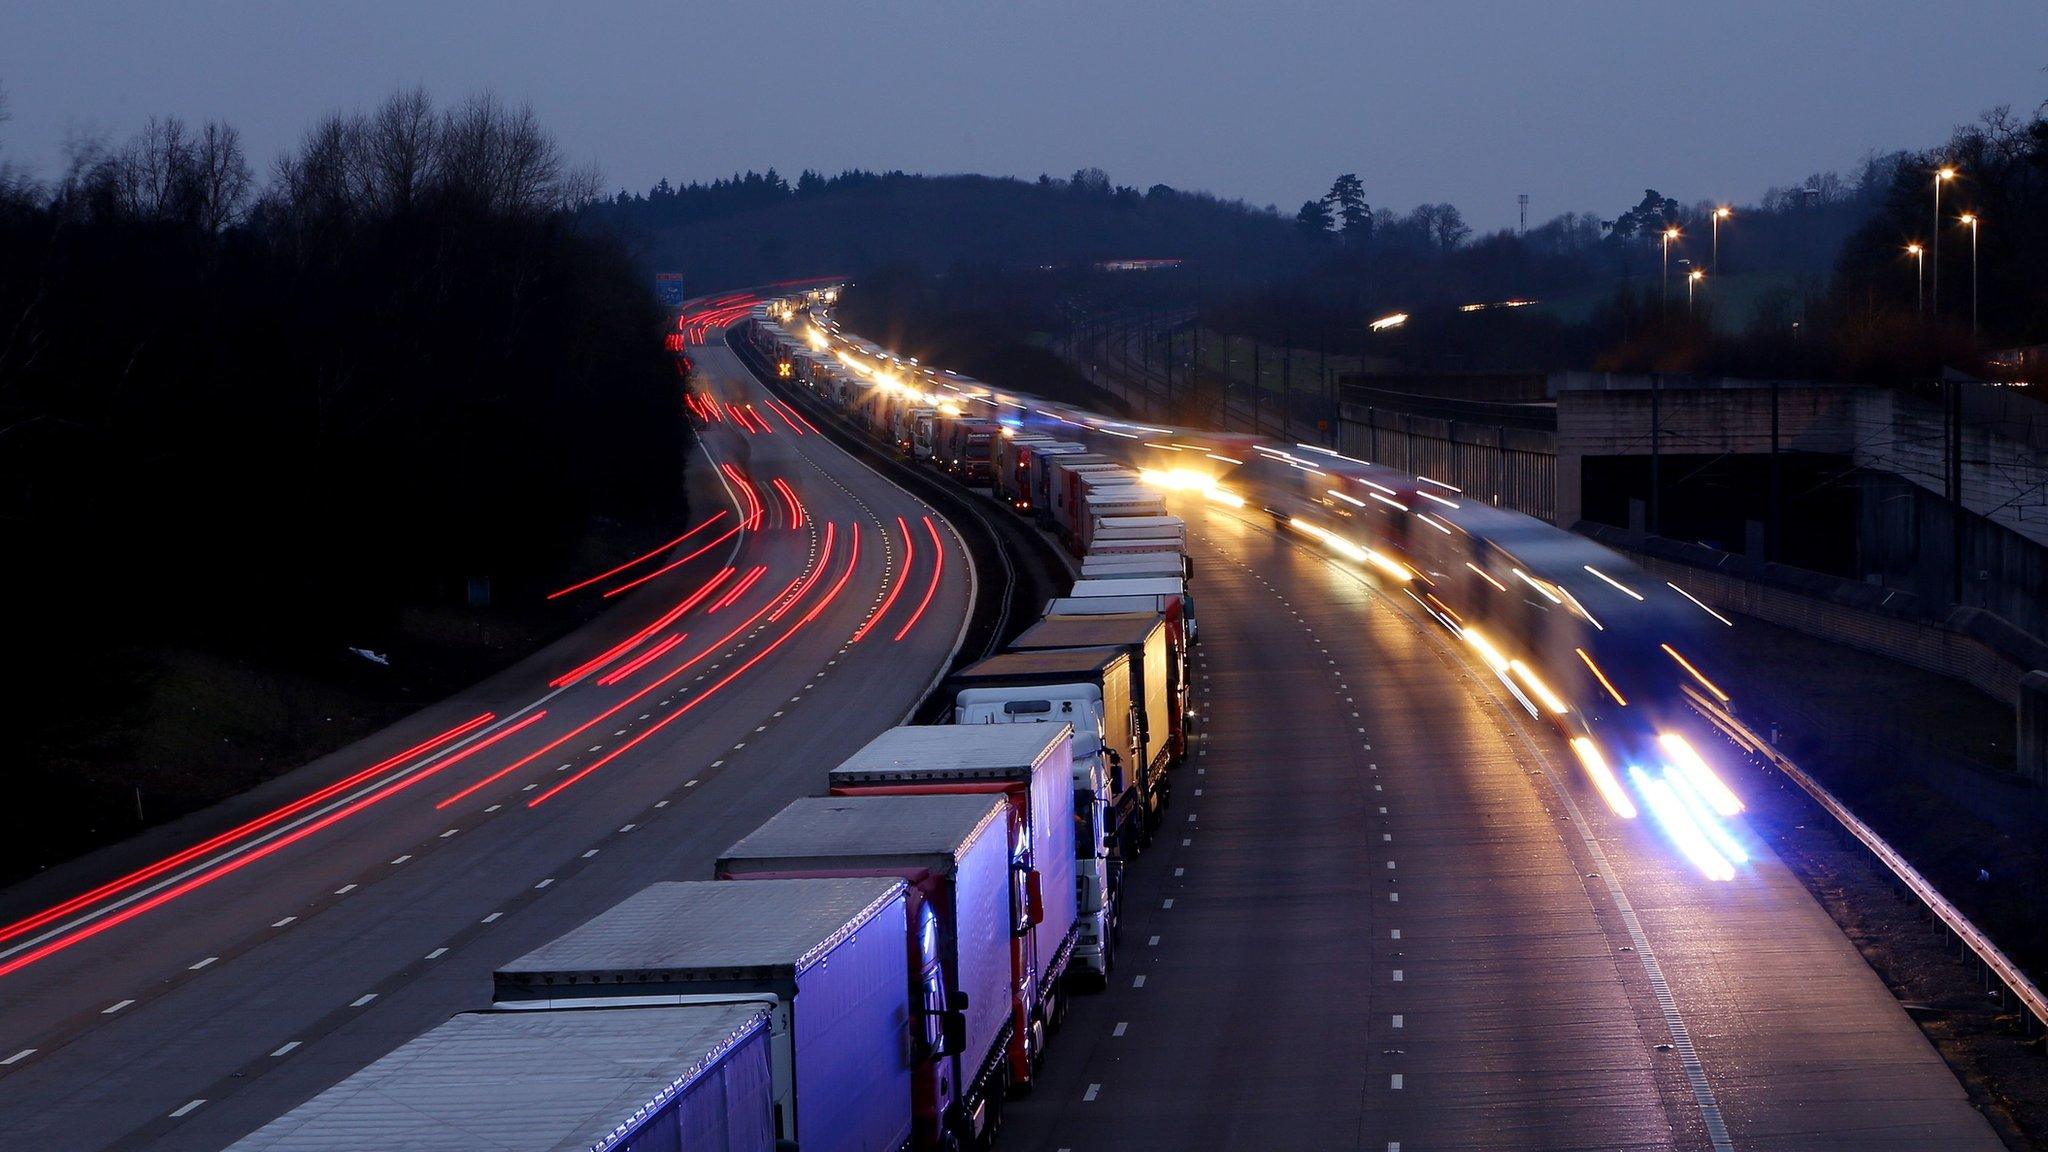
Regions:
[[708, 565, 769, 613], [601, 523, 744, 599], [0, 711, 547, 980], [852, 515, 913, 643], [770, 477, 805, 530], [594, 633, 687, 687], [893, 516, 946, 642], [529, 525, 861, 809], [545, 512, 728, 601], [0, 712, 494, 951]]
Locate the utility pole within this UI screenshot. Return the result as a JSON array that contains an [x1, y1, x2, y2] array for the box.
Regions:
[[1517, 193, 1529, 234]]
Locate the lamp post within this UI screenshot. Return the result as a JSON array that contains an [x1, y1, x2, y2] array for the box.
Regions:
[[1906, 243, 1924, 315], [1959, 212, 1980, 338], [1932, 166, 1956, 314], [1661, 227, 1681, 308], [1688, 268, 1705, 316], [1712, 207, 1731, 275]]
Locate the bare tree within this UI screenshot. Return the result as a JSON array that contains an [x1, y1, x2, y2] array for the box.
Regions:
[[367, 87, 437, 217], [190, 121, 251, 233]]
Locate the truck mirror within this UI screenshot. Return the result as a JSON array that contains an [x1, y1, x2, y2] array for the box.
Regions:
[[1025, 869, 1045, 925], [941, 1011, 968, 1057]]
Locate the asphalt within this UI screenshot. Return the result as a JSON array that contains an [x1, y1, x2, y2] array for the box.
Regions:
[[1001, 494, 2005, 1151], [0, 335, 975, 1151]]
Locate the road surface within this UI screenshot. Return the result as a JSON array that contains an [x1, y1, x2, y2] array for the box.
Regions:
[[1002, 492, 2002, 1151], [0, 333, 974, 1151]]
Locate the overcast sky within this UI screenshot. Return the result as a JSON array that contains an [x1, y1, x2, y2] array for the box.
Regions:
[[3, 1, 2042, 230]]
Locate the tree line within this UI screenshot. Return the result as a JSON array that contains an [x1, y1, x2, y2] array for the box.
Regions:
[[0, 87, 685, 866]]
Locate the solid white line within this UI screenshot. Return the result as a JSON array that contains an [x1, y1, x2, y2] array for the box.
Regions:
[[188, 956, 218, 970], [350, 994, 377, 1007], [169, 1099, 205, 1118], [271, 1041, 301, 1057], [1, 1049, 34, 1065], [102, 999, 134, 1014]]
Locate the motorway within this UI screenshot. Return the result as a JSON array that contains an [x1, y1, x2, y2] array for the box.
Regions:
[[1003, 492, 2005, 1151], [0, 331, 974, 1150]]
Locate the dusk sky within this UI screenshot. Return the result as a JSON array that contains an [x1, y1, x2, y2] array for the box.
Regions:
[[3, 1, 2042, 230]]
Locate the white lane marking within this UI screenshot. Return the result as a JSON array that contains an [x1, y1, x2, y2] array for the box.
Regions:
[[1379, 806, 1387, 814], [425, 947, 448, 960], [619, 824, 637, 833], [1392, 969, 1404, 982], [350, 994, 377, 1007], [485, 804, 501, 813], [103, 999, 134, 1014], [1174, 867, 1185, 877], [1132, 975, 1146, 988], [334, 884, 356, 895], [188, 956, 218, 970], [1083, 1084, 1101, 1102], [271, 1041, 301, 1057], [439, 828, 458, 839], [685, 779, 699, 788], [1390, 1074, 1403, 1090], [1113, 1022, 1128, 1037], [1386, 861, 1396, 870], [1389, 892, 1399, 902], [481, 912, 503, 923], [1147, 935, 1160, 946], [1161, 899, 1174, 909], [1186, 814, 1196, 823], [271, 916, 296, 928], [655, 800, 670, 808], [534, 878, 554, 889], [390, 855, 412, 865], [0, 694, 575, 967], [169, 1099, 206, 1118], [1392, 1014, 1404, 1029], [1382, 833, 1392, 842], [1391, 929, 1401, 940], [582, 849, 599, 859], [1, 1049, 34, 1065], [523, 783, 539, 791]]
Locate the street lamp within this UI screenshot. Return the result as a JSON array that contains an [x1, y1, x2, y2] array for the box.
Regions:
[[1932, 166, 1956, 314], [1662, 227, 1681, 308], [1906, 243, 1924, 315], [1712, 207, 1731, 275], [1688, 268, 1705, 316], [1958, 213, 1980, 338]]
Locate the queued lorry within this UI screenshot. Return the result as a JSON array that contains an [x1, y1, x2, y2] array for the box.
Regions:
[[825, 725, 1081, 1055], [935, 415, 1002, 484], [1064, 576, 1197, 646], [1005, 612, 1181, 770], [224, 1005, 777, 1152], [493, 877, 920, 1152], [718, 795, 1016, 1150], [950, 645, 1156, 858], [993, 437, 1084, 511]]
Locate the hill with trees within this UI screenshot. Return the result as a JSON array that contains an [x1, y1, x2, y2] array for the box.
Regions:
[[0, 88, 685, 878]]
